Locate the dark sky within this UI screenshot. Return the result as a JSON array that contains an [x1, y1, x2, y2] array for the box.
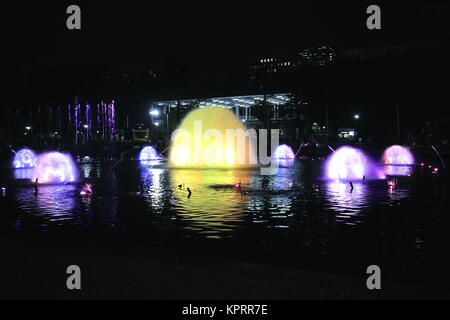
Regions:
[[2, 0, 450, 70]]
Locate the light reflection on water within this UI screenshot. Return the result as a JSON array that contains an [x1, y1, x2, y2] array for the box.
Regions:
[[383, 165, 414, 177], [5, 161, 417, 237], [13, 168, 34, 180], [325, 181, 369, 217], [140, 166, 166, 211], [169, 169, 250, 238], [14, 184, 78, 229]]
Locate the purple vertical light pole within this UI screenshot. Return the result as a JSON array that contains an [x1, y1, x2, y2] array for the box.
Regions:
[[109, 101, 116, 142], [85, 103, 91, 143], [75, 103, 80, 145], [102, 102, 106, 142], [97, 104, 101, 141]]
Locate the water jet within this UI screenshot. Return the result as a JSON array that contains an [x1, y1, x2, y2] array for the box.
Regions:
[[325, 146, 385, 181], [382, 145, 414, 165], [169, 107, 255, 168], [273, 144, 295, 159], [32, 152, 78, 184], [13, 148, 37, 168]]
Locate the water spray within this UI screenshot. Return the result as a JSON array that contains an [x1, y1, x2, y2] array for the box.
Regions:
[[431, 145, 446, 170]]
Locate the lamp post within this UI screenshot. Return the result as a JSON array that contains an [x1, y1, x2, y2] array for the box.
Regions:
[[149, 108, 160, 142], [353, 114, 360, 143], [149, 109, 160, 127], [83, 124, 89, 144]]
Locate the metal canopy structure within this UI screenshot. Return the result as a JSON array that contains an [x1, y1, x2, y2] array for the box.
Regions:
[[149, 93, 293, 121]]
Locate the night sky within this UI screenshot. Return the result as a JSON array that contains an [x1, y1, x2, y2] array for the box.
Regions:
[[2, 1, 449, 70]]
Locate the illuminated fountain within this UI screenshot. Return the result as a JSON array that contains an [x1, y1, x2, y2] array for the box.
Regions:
[[382, 145, 415, 176], [382, 145, 414, 165], [139, 146, 161, 166], [325, 146, 385, 181], [272, 144, 295, 167], [273, 144, 295, 159], [32, 152, 78, 184], [169, 106, 255, 168], [13, 148, 37, 168], [139, 146, 159, 161]]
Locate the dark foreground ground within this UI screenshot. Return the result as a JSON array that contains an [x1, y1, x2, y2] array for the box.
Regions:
[[1, 235, 449, 300]]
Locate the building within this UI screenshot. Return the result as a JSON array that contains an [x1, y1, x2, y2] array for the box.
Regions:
[[299, 45, 336, 66], [149, 93, 294, 125], [145, 93, 309, 145], [251, 56, 301, 75], [250, 45, 336, 76], [337, 128, 358, 141]]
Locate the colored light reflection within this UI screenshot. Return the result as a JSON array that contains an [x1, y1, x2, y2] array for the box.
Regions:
[[13, 148, 37, 168], [14, 168, 34, 180], [32, 152, 78, 184], [383, 165, 413, 177], [169, 169, 250, 238], [325, 146, 385, 180], [275, 159, 295, 168], [15, 184, 77, 225], [382, 145, 414, 165], [139, 167, 165, 210], [325, 181, 369, 217], [169, 107, 255, 168]]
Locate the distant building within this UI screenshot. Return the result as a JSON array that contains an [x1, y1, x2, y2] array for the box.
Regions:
[[250, 45, 336, 76], [337, 128, 358, 141], [149, 93, 293, 125], [132, 123, 149, 141], [299, 45, 336, 66], [251, 56, 301, 74], [147, 93, 305, 145]]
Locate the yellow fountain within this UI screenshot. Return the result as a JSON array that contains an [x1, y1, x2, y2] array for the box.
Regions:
[[169, 106, 256, 168]]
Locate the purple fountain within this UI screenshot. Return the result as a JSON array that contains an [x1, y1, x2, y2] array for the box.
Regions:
[[139, 146, 159, 161], [13, 148, 37, 169], [325, 146, 385, 181], [273, 144, 295, 159], [32, 152, 78, 184]]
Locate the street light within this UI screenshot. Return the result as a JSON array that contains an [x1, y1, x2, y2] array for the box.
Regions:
[[149, 109, 160, 116], [25, 126, 31, 131], [354, 114, 360, 120]]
